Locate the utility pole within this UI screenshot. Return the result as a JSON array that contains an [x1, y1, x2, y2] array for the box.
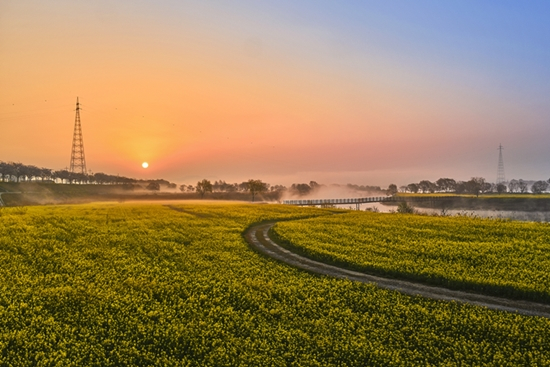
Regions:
[[69, 97, 87, 175], [497, 144, 505, 184]]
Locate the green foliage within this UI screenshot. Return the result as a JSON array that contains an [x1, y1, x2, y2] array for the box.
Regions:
[[272, 211, 550, 303], [1, 204, 549, 365]]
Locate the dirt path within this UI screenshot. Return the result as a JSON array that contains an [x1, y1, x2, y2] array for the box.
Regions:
[[244, 222, 550, 318]]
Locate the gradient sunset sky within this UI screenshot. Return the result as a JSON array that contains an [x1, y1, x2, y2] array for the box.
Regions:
[[2, 1, 550, 187]]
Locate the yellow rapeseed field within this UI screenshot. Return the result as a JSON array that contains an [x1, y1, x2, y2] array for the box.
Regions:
[[0, 203, 549, 366]]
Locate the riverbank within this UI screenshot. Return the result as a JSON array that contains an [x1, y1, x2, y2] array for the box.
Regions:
[[384, 195, 550, 212]]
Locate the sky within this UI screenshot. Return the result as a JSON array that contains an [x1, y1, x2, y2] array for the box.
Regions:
[[1, 0, 550, 187]]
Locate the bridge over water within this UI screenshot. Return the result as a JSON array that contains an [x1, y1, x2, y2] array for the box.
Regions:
[[282, 196, 448, 210], [283, 196, 396, 210]]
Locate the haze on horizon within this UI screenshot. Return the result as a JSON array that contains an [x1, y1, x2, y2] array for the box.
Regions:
[[1, 0, 550, 188]]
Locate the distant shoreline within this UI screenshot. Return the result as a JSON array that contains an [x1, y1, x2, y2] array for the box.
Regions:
[[383, 195, 550, 212]]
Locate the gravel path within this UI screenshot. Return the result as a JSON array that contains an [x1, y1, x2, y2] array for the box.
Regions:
[[244, 222, 550, 318]]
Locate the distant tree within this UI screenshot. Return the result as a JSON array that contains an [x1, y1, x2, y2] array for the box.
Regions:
[[531, 180, 548, 194], [387, 184, 398, 196], [212, 180, 236, 192], [436, 178, 457, 192], [196, 179, 213, 198], [247, 179, 268, 202], [290, 183, 312, 196], [309, 181, 321, 192], [399, 185, 407, 193], [10, 163, 23, 182], [54, 169, 71, 184], [406, 183, 419, 193], [0, 162, 8, 182], [482, 182, 494, 194], [24, 165, 40, 181], [40, 168, 53, 181], [94, 172, 115, 184], [508, 179, 519, 193], [179, 184, 196, 192], [455, 181, 467, 194], [212, 180, 223, 192], [467, 177, 487, 197], [71, 172, 87, 184], [518, 179, 529, 193], [146, 182, 160, 191], [238, 182, 249, 192], [418, 180, 436, 193], [270, 184, 286, 192], [496, 183, 507, 194]]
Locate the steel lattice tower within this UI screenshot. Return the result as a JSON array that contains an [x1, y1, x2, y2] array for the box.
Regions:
[[69, 97, 87, 174], [497, 144, 505, 184]]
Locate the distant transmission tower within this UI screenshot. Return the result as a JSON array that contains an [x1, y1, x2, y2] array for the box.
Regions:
[[497, 144, 505, 184], [69, 97, 87, 174]]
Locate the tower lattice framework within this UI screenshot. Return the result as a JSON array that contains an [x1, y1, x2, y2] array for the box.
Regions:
[[497, 144, 505, 184], [69, 97, 87, 175]]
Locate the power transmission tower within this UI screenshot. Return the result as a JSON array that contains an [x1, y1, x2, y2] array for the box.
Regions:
[[69, 97, 87, 175], [497, 144, 505, 184]]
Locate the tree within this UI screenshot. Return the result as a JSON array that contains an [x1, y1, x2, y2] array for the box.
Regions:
[[196, 179, 213, 198], [11, 163, 23, 182], [387, 184, 398, 196], [482, 182, 493, 194], [531, 180, 548, 194], [496, 183, 507, 194], [406, 183, 419, 193], [508, 179, 519, 193], [247, 179, 268, 202], [146, 182, 160, 191], [436, 178, 456, 192], [238, 182, 249, 192], [270, 184, 286, 192], [418, 180, 436, 193], [40, 167, 52, 181], [0, 162, 8, 182], [466, 177, 486, 197], [455, 181, 466, 194], [518, 179, 529, 193], [309, 181, 321, 192], [290, 183, 312, 196], [54, 169, 71, 184]]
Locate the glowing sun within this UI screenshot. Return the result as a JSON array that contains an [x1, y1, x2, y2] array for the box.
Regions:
[[142, 162, 149, 169]]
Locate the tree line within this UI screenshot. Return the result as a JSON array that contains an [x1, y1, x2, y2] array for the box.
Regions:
[[0, 161, 176, 189], [182, 180, 387, 200], [3, 161, 548, 200], [184, 179, 271, 201], [390, 177, 550, 196]]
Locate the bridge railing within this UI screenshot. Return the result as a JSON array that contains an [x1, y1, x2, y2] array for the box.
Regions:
[[282, 196, 396, 206], [282, 196, 457, 206]]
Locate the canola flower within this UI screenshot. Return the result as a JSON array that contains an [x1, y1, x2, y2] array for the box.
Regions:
[[272, 211, 550, 302], [0, 203, 549, 366]]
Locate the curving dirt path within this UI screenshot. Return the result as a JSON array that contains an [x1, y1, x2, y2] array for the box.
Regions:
[[244, 222, 550, 318]]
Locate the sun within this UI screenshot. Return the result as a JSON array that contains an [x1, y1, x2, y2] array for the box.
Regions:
[[142, 162, 149, 169]]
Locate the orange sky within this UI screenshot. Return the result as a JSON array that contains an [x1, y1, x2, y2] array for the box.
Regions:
[[2, 1, 550, 186]]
